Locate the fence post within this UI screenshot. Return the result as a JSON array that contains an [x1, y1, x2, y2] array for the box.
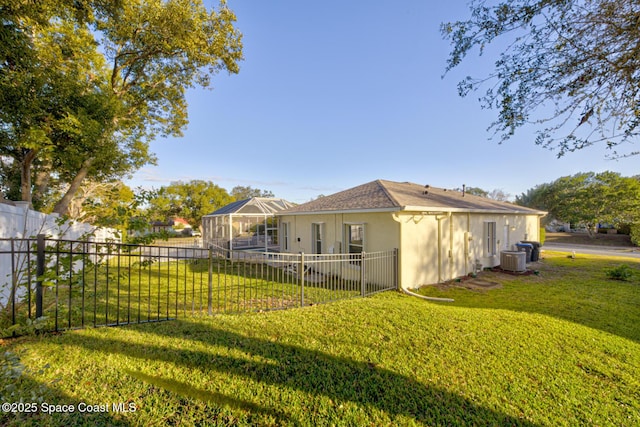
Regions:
[[207, 245, 213, 315], [299, 252, 305, 307], [393, 248, 399, 290], [360, 251, 366, 297], [35, 234, 45, 318], [10, 239, 16, 326], [7, 239, 15, 326]]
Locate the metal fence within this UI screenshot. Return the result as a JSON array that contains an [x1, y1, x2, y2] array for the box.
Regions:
[[0, 236, 398, 337]]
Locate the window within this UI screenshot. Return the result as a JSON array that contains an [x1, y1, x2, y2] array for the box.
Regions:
[[281, 222, 290, 251], [345, 224, 364, 254], [312, 223, 323, 254], [484, 221, 497, 256]]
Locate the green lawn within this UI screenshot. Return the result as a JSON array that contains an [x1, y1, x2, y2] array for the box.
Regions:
[[1, 252, 639, 426]]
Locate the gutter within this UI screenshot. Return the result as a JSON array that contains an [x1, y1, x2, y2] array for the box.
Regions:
[[277, 207, 400, 216], [402, 206, 547, 215], [279, 206, 547, 217]]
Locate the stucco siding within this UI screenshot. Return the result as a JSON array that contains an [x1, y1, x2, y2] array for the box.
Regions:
[[396, 213, 438, 288], [278, 212, 399, 255], [398, 212, 541, 289], [279, 210, 541, 290]]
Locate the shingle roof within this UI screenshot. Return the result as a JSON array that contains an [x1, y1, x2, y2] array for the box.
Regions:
[[280, 180, 545, 215]]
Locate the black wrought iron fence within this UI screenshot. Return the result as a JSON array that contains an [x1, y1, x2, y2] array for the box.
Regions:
[[0, 236, 398, 337]]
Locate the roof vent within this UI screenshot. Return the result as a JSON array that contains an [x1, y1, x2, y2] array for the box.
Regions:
[[423, 190, 429, 195], [425, 184, 430, 188]]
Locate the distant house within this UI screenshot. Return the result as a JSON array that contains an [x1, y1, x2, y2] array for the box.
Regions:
[[150, 217, 193, 234], [277, 180, 546, 289], [202, 197, 295, 251]]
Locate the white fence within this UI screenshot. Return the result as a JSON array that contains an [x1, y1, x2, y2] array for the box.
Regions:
[[0, 202, 118, 309], [0, 202, 116, 241]]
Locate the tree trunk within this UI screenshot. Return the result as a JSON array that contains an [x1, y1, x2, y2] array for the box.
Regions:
[[32, 163, 52, 209], [52, 158, 94, 215], [20, 149, 38, 206]]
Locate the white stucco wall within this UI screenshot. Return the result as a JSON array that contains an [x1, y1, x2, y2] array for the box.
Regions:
[[279, 210, 542, 290], [278, 211, 399, 255], [398, 211, 541, 289]]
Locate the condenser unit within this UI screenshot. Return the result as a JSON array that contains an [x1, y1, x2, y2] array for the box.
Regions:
[[500, 251, 526, 272]]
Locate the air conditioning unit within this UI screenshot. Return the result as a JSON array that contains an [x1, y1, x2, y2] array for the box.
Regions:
[[500, 251, 526, 272]]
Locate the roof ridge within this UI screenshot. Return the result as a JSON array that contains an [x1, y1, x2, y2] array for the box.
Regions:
[[376, 179, 402, 207]]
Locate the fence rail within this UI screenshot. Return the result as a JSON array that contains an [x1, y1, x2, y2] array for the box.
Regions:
[[0, 236, 398, 337]]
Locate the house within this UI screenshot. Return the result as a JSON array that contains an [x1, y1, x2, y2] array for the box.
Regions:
[[202, 197, 295, 251], [277, 180, 546, 289], [150, 217, 193, 234]]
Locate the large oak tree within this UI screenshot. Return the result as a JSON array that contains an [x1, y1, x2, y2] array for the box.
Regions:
[[442, 0, 640, 158], [0, 0, 242, 214]]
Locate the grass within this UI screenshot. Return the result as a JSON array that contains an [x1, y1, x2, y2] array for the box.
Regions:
[[1, 252, 639, 426], [416, 251, 640, 343]]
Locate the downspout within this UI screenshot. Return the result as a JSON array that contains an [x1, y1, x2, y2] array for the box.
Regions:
[[392, 212, 454, 302], [391, 212, 403, 290], [466, 212, 471, 274], [437, 216, 442, 282], [434, 213, 450, 283], [449, 212, 454, 281]]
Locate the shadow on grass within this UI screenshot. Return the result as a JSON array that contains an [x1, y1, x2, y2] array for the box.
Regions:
[[123, 369, 289, 423], [62, 319, 540, 426], [1, 375, 130, 427]]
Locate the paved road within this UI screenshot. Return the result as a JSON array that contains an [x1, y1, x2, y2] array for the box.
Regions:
[[542, 242, 640, 259]]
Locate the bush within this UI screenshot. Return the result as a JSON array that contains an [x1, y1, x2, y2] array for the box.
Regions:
[[539, 228, 546, 246], [604, 264, 633, 281], [630, 223, 640, 247], [617, 223, 631, 235], [2, 317, 49, 338]]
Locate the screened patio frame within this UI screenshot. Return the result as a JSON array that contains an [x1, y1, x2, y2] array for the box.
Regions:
[[202, 198, 295, 252]]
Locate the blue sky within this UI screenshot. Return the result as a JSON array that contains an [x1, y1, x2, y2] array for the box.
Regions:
[[125, 1, 638, 204]]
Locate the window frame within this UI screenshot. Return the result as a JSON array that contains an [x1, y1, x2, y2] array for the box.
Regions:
[[344, 223, 365, 264], [281, 222, 290, 251], [484, 221, 497, 257], [311, 223, 324, 254]]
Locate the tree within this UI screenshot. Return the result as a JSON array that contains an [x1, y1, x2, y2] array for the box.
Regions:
[[442, 0, 640, 158], [456, 186, 511, 201], [516, 172, 640, 235], [230, 185, 275, 200], [0, 157, 24, 203], [0, 0, 243, 214], [147, 180, 234, 229], [487, 188, 511, 202], [459, 186, 488, 198], [514, 183, 553, 211], [57, 180, 136, 224], [0, 2, 118, 208]]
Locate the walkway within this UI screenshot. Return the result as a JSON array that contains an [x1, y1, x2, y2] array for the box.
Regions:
[[542, 242, 640, 259]]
